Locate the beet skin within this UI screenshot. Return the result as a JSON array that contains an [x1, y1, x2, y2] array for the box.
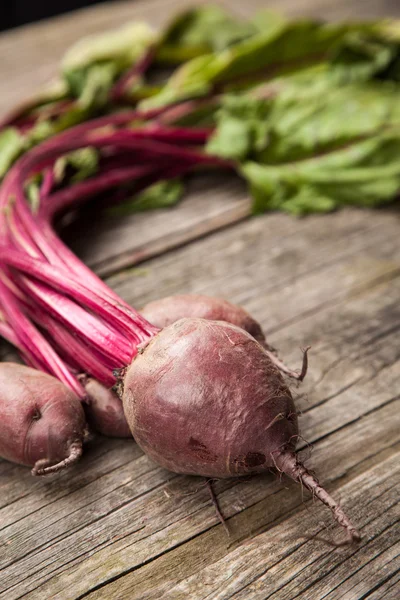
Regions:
[[141, 294, 308, 381], [123, 318, 297, 478], [141, 294, 265, 344], [0, 363, 87, 475], [84, 378, 131, 438]]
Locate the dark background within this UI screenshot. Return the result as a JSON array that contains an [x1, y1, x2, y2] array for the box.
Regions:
[[0, 1, 106, 31]]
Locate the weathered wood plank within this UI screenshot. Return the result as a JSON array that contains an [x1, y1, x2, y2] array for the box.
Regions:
[[109, 207, 400, 322], [82, 449, 400, 600], [3, 403, 398, 600], [314, 540, 400, 600], [368, 570, 400, 600], [64, 175, 250, 276], [229, 0, 400, 20]]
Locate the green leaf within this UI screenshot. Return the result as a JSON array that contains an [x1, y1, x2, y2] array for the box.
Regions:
[[108, 179, 185, 216], [62, 21, 156, 108], [206, 95, 271, 160], [330, 30, 398, 82], [0, 128, 25, 178], [260, 80, 400, 163], [141, 16, 363, 109], [208, 76, 400, 166], [54, 147, 99, 185], [242, 132, 400, 215], [158, 5, 256, 63], [62, 22, 156, 72], [79, 63, 118, 109]]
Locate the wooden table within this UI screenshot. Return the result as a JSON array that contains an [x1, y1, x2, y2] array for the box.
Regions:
[[1, 1, 400, 598]]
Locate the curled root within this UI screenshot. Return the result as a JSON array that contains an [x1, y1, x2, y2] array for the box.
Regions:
[[31, 441, 83, 476], [298, 347, 311, 382], [264, 345, 311, 382]]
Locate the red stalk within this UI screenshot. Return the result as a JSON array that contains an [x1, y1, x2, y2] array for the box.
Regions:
[[0, 312, 21, 349], [0, 277, 85, 396], [0, 247, 157, 341], [40, 164, 155, 219], [0, 109, 230, 393], [111, 45, 158, 102], [25, 307, 116, 386]]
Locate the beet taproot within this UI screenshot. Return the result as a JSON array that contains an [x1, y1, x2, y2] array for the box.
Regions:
[[0, 363, 87, 475], [122, 318, 360, 544], [141, 294, 309, 381]]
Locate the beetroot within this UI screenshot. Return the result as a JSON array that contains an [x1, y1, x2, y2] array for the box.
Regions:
[[141, 294, 266, 344], [83, 377, 131, 438], [122, 318, 360, 544], [142, 294, 309, 381], [0, 363, 87, 475]]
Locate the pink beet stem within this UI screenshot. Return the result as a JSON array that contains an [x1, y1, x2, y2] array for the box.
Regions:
[[40, 168, 55, 201], [31, 311, 116, 386], [0, 276, 85, 396], [0, 312, 21, 349], [40, 164, 155, 219], [111, 45, 158, 101], [0, 246, 157, 342]]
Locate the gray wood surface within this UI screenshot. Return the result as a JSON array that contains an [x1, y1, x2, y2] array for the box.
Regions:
[[1, 1, 400, 599]]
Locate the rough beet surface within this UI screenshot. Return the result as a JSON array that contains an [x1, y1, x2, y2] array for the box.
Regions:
[[123, 318, 297, 478], [141, 294, 309, 381], [0, 363, 87, 475], [141, 294, 265, 344]]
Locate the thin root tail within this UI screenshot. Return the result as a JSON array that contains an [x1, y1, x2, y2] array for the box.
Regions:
[[274, 452, 360, 546], [31, 441, 83, 476], [206, 479, 230, 537]]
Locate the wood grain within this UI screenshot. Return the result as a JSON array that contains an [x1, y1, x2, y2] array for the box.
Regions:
[[0, 1, 400, 599]]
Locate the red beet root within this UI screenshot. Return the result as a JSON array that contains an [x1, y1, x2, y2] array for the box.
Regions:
[[141, 294, 266, 344], [84, 378, 131, 438], [141, 294, 309, 381], [122, 318, 360, 545], [0, 363, 87, 475]]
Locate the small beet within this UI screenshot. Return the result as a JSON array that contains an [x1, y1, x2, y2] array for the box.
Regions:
[[141, 294, 266, 344], [122, 318, 360, 545], [142, 294, 309, 381], [84, 377, 131, 438], [0, 363, 87, 475]]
